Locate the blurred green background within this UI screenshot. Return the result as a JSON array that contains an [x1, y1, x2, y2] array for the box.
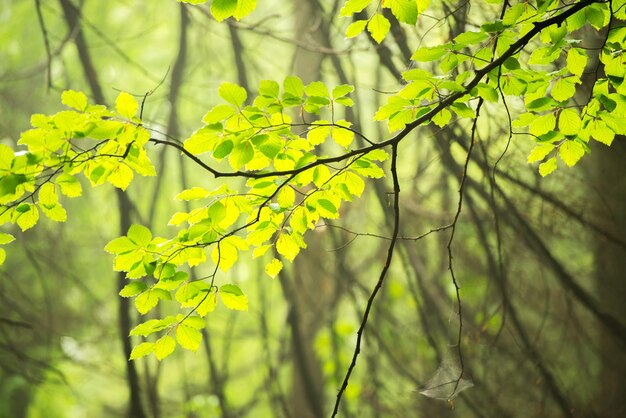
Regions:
[[1, 1, 625, 417]]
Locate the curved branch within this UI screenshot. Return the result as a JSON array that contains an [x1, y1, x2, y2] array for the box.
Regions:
[[331, 143, 401, 417]]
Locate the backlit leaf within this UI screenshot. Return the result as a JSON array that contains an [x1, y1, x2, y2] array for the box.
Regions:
[[219, 82, 247, 107], [558, 108, 582, 136], [566, 48, 587, 76], [129, 342, 154, 360], [0, 233, 15, 245], [265, 258, 283, 278], [128, 224, 152, 247], [229, 140, 254, 170], [539, 157, 557, 177], [56, 173, 82, 197], [387, 0, 418, 25], [234, 0, 256, 20], [115, 92, 138, 119], [119, 281, 148, 297], [61, 90, 88, 111], [211, 0, 237, 21], [14, 204, 39, 231], [219, 284, 248, 311], [527, 143, 555, 163], [340, 0, 371, 16], [346, 20, 368, 38], [276, 232, 300, 262], [367, 13, 390, 44], [153, 335, 176, 360], [175, 187, 210, 201], [176, 325, 202, 352], [559, 140, 585, 167], [331, 120, 354, 147]]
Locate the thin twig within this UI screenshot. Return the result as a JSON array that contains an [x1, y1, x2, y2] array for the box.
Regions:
[[331, 143, 401, 417]]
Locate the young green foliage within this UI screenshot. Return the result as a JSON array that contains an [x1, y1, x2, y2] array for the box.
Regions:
[[2, 0, 624, 363]]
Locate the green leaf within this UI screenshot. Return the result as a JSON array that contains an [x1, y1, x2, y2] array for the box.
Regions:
[[61, 90, 88, 111], [211, 239, 239, 272], [0, 144, 14, 171], [539, 157, 557, 177], [108, 164, 134, 191], [277, 186, 295, 208], [411, 45, 449, 62], [40, 203, 67, 223], [276, 232, 300, 262], [308, 122, 330, 145], [234, 0, 256, 20], [115, 92, 138, 119], [265, 258, 283, 278], [0, 176, 23, 203], [527, 97, 558, 112], [119, 281, 148, 297], [14, 204, 39, 231], [340, 0, 371, 16], [229, 140, 254, 170], [38, 183, 58, 206], [130, 317, 177, 337], [558, 108, 582, 136], [129, 342, 154, 360], [588, 119, 615, 145], [454, 31, 489, 47], [475, 83, 499, 102], [196, 292, 218, 316], [566, 48, 587, 76], [559, 140, 585, 167], [440, 53, 459, 73], [56, 173, 82, 197], [450, 103, 476, 119], [332, 85, 354, 99], [432, 108, 452, 127], [128, 224, 152, 247], [317, 199, 338, 217], [135, 291, 161, 314], [202, 104, 236, 124], [175, 187, 210, 201], [254, 134, 283, 159], [153, 335, 176, 361], [283, 76, 304, 100], [313, 165, 331, 188], [176, 325, 202, 352], [346, 20, 368, 38], [416, 0, 430, 13], [529, 113, 556, 137], [259, 79, 279, 98], [213, 140, 234, 159], [0, 233, 15, 245], [183, 316, 206, 329], [218, 82, 247, 107], [552, 78, 577, 102], [219, 284, 248, 311], [105, 236, 137, 254], [387, 0, 418, 25], [343, 171, 365, 197], [367, 13, 390, 44], [305, 81, 329, 98], [527, 143, 555, 163], [211, 0, 237, 21], [331, 120, 354, 147]]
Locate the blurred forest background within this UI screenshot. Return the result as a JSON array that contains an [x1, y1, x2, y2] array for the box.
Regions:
[[1, 0, 625, 417]]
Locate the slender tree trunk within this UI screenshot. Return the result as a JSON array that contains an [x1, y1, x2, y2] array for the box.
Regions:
[[579, 22, 626, 417], [588, 141, 626, 417], [58, 1, 147, 416]]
